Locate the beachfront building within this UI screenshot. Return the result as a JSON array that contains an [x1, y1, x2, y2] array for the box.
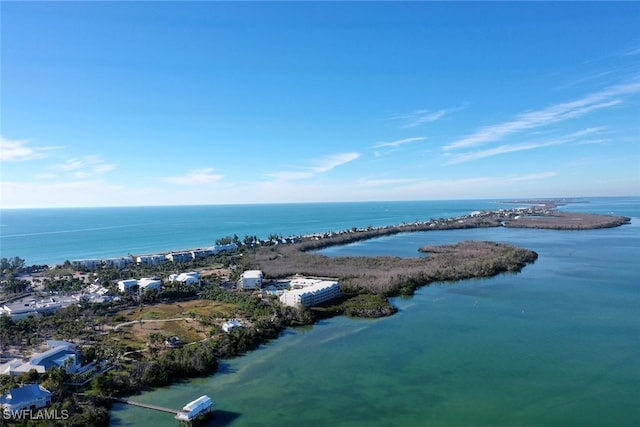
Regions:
[[117, 279, 139, 295], [0, 384, 52, 412], [279, 280, 341, 307], [136, 254, 166, 266], [208, 243, 238, 254], [165, 252, 192, 263], [239, 270, 263, 290], [103, 257, 133, 269], [70, 259, 102, 270], [169, 272, 200, 286], [190, 249, 212, 259], [138, 277, 162, 293]]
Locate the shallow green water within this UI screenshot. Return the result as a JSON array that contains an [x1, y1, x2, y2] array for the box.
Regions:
[[111, 202, 640, 427]]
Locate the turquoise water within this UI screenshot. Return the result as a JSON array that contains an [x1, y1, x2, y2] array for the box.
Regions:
[[1, 200, 514, 265], [108, 197, 640, 427]]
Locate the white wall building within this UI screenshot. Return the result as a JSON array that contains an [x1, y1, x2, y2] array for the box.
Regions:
[[289, 277, 326, 289], [138, 277, 162, 293], [71, 259, 102, 269], [136, 255, 166, 266], [280, 280, 341, 307], [239, 270, 263, 290], [117, 279, 139, 295], [208, 243, 237, 254], [169, 272, 200, 286], [165, 252, 192, 263]]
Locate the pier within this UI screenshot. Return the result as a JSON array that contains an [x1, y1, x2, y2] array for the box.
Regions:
[[112, 397, 179, 415]]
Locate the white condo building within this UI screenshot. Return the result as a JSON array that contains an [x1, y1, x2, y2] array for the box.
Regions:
[[239, 270, 263, 290], [280, 280, 340, 307], [117, 279, 139, 295], [169, 272, 200, 286], [138, 277, 162, 292]]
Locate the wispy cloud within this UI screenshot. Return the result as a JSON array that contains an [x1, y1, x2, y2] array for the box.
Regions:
[[269, 152, 360, 181], [393, 108, 457, 129], [0, 136, 63, 161], [373, 137, 426, 149], [43, 155, 117, 179], [446, 128, 604, 164], [445, 78, 640, 151], [163, 168, 223, 185], [621, 45, 640, 56]]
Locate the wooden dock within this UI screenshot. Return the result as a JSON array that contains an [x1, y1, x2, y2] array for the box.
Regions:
[[112, 397, 179, 415]]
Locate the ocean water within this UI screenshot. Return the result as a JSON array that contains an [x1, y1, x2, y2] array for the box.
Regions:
[[1, 199, 516, 266], [2, 198, 638, 426], [104, 197, 640, 427]]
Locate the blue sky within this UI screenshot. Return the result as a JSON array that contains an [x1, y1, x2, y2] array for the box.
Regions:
[[1, 2, 639, 208]]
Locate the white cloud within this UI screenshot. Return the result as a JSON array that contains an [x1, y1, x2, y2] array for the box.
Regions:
[[373, 137, 426, 149], [269, 152, 360, 181], [46, 155, 117, 179], [445, 78, 640, 151], [163, 168, 223, 185], [394, 108, 454, 129], [446, 128, 604, 164], [0, 136, 63, 161]]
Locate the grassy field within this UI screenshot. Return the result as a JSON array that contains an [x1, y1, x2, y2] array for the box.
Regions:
[[105, 299, 239, 350]]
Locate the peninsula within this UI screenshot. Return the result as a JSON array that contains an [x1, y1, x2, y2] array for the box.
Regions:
[[0, 200, 631, 426]]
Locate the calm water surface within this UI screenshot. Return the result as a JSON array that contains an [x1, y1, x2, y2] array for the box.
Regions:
[[1, 200, 512, 265], [110, 198, 640, 427]]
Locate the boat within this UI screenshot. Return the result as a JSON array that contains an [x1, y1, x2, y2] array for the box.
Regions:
[[175, 395, 214, 423]]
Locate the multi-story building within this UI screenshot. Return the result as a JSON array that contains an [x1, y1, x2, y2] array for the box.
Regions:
[[239, 270, 263, 290], [280, 280, 341, 307], [138, 277, 162, 293], [136, 255, 167, 266], [117, 279, 139, 295]]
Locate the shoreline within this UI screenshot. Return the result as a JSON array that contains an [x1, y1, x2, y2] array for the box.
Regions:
[[27, 200, 629, 270], [1, 200, 632, 427]]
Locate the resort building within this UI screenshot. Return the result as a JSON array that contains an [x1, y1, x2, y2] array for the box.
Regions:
[[279, 280, 341, 307], [208, 243, 238, 254], [190, 249, 212, 259], [289, 277, 327, 289], [239, 270, 263, 290], [0, 384, 52, 412], [118, 278, 162, 294], [138, 277, 162, 293], [136, 254, 166, 266], [102, 257, 133, 269], [169, 272, 200, 286], [70, 259, 102, 270], [117, 279, 139, 295], [165, 252, 192, 263]]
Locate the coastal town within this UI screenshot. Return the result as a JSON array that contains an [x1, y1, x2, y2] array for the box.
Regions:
[[0, 202, 631, 425]]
